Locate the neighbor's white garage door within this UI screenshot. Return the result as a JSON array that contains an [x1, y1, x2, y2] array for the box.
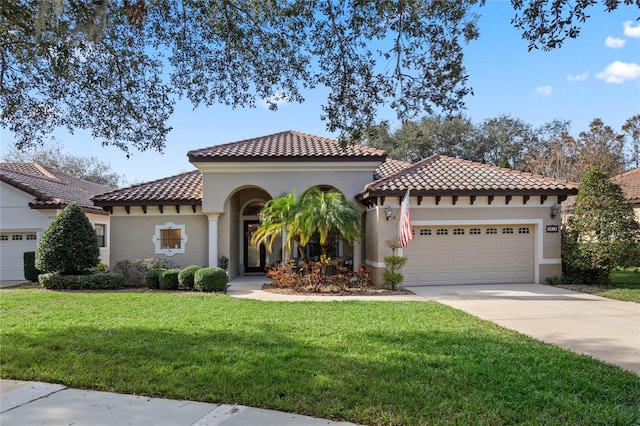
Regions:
[[403, 225, 534, 285], [0, 232, 38, 281]]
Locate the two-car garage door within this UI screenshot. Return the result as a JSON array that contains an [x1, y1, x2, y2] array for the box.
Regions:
[[402, 225, 534, 285]]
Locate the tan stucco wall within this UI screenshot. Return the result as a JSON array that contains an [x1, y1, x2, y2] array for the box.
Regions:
[[364, 195, 564, 285], [195, 161, 379, 213], [108, 207, 208, 268]]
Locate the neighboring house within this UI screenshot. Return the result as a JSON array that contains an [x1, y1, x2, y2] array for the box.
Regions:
[[613, 167, 640, 222], [0, 163, 112, 281], [92, 130, 579, 286]]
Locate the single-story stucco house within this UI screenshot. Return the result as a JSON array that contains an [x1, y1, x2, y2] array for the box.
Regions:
[[0, 162, 112, 281], [92, 130, 579, 286]]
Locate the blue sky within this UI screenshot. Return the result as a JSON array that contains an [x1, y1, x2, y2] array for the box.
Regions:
[[1, 1, 639, 185]]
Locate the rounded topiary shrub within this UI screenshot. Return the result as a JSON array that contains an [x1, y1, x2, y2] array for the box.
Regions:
[[194, 267, 228, 292], [36, 203, 99, 275], [159, 269, 180, 290], [178, 265, 203, 290], [145, 268, 166, 289]]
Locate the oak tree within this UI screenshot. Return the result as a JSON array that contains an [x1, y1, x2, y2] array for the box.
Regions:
[[2, 1, 636, 154]]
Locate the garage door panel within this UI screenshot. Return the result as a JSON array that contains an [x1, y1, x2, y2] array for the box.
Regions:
[[517, 256, 532, 265], [403, 225, 534, 285]]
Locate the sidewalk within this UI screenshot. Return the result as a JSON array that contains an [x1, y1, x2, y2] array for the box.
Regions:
[[0, 380, 356, 426]]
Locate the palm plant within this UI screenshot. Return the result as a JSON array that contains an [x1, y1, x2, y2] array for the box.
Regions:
[[251, 187, 362, 261], [298, 187, 361, 257], [250, 190, 303, 258]]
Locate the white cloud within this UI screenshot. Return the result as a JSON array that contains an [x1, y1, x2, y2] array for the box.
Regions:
[[605, 36, 626, 48], [596, 61, 640, 83], [623, 21, 640, 38], [535, 85, 553, 96], [567, 72, 588, 82]]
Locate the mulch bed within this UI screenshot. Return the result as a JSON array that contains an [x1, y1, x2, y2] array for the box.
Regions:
[[262, 284, 415, 296]]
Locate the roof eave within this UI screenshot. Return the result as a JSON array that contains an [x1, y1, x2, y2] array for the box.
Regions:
[[356, 188, 580, 203], [92, 199, 202, 208], [28, 202, 110, 216]]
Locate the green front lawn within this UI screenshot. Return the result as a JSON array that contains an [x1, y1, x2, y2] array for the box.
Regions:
[[603, 269, 640, 302], [555, 269, 640, 303], [1, 289, 638, 425]]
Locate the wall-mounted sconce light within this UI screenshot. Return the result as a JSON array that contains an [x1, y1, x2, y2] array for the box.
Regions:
[[385, 205, 393, 221], [550, 203, 559, 219]]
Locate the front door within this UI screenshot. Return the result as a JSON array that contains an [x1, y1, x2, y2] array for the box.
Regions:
[[244, 221, 266, 273]]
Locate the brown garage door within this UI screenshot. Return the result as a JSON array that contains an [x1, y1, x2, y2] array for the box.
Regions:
[[402, 225, 534, 285]]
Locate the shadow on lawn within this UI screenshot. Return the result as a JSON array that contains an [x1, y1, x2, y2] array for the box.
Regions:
[[3, 322, 639, 425]]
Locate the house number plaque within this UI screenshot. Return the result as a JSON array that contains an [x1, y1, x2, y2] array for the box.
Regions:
[[546, 225, 559, 233]]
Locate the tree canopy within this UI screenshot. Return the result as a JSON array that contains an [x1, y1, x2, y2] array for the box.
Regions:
[[2, 0, 636, 154], [364, 114, 632, 182]]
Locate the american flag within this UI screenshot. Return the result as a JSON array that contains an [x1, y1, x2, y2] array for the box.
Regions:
[[398, 189, 413, 248]]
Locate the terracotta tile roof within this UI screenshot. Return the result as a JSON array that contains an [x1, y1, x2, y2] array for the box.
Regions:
[[0, 162, 111, 214], [374, 159, 411, 180], [91, 170, 202, 206], [613, 167, 640, 203], [359, 155, 580, 198], [188, 130, 387, 162]]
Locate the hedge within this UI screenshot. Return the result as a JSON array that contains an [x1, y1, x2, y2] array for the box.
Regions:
[[38, 272, 124, 290]]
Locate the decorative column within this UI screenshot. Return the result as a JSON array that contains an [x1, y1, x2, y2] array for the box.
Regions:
[[207, 213, 221, 267], [282, 229, 289, 262], [353, 238, 362, 269]]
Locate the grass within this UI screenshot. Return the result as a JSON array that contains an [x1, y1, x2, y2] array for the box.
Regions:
[[602, 269, 640, 302], [557, 269, 640, 303], [1, 289, 639, 425]]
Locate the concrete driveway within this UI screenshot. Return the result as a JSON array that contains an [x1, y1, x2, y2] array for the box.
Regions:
[[405, 283, 640, 375]]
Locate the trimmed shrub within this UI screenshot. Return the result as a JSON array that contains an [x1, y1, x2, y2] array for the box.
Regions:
[[39, 272, 124, 290], [145, 268, 166, 289], [36, 203, 100, 275], [194, 267, 228, 292], [23, 251, 42, 282], [383, 255, 407, 289], [160, 269, 180, 290], [178, 265, 203, 290], [113, 258, 175, 287]]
